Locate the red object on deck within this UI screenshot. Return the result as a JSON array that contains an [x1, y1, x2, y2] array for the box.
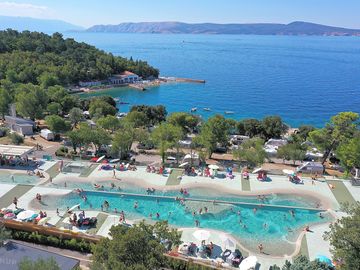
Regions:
[[90, 157, 98, 162]]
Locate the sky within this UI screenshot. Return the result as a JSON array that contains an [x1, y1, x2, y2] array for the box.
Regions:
[[0, 0, 359, 29]]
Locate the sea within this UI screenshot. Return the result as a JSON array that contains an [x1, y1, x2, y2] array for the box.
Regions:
[[64, 32, 360, 127]]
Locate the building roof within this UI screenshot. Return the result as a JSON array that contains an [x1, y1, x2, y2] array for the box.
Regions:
[[0, 144, 34, 157], [5, 116, 35, 125], [110, 71, 139, 79], [0, 241, 79, 270]]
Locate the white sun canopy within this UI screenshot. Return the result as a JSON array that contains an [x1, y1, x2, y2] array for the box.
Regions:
[[0, 144, 34, 157]]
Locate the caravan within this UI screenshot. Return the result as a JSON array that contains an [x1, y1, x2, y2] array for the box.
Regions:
[[40, 129, 55, 141]]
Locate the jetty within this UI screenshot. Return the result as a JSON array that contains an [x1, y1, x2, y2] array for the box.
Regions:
[[159, 76, 206, 84], [129, 83, 146, 91]]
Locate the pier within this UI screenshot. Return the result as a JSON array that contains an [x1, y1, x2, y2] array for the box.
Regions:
[[175, 77, 206, 83]]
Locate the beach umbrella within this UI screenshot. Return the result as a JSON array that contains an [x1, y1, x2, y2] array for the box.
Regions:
[[239, 256, 258, 270], [219, 233, 235, 249], [37, 217, 50, 225], [68, 204, 80, 212], [282, 169, 295, 175], [179, 162, 189, 168], [252, 168, 263, 174], [97, 155, 106, 163], [316, 255, 333, 266], [192, 229, 211, 241], [16, 210, 36, 220], [208, 164, 219, 170]]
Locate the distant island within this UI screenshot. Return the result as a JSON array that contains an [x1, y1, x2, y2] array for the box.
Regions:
[[86, 21, 360, 36], [0, 15, 84, 33]]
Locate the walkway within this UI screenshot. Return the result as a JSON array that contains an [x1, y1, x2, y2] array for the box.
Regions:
[[0, 185, 33, 208], [80, 164, 98, 177], [326, 180, 356, 206], [87, 212, 108, 235], [241, 177, 251, 191], [46, 163, 61, 179], [166, 169, 184, 186]]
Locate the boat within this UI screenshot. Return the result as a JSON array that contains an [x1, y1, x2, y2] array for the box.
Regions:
[[190, 107, 197, 113], [119, 102, 130, 105], [203, 108, 211, 111], [114, 98, 120, 102], [225, 111, 234, 114]]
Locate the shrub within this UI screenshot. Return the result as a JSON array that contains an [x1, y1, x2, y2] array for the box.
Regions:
[[55, 146, 68, 156], [0, 127, 9, 137], [9, 133, 24, 145], [10, 230, 93, 253]]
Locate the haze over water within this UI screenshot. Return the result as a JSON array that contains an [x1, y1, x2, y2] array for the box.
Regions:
[[66, 32, 360, 127]]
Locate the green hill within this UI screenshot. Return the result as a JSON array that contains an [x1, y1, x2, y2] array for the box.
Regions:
[[0, 29, 159, 87]]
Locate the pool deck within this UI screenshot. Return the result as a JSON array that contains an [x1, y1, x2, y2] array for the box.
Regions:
[[0, 161, 359, 269]]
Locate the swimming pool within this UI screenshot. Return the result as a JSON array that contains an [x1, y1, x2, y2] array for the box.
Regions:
[[48, 180, 320, 209], [0, 172, 40, 184], [39, 190, 329, 255]]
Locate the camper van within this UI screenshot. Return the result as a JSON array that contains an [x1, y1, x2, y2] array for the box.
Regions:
[[40, 129, 55, 141]]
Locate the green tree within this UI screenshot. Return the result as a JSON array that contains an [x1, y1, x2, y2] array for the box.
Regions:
[[277, 143, 306, 165], [18, 257, 60, 270], [262, 115, 287, 140], [130, 105, 167, 125], [45, 115, 70, 134], [38, 72, 59, 88], [124, 111, 149, 128], [167, 112, 200, 133], [151, 123, 183, 163], [97, 115, 121, 133], [0, 87, 12, 118], [324, 202, 360, 270], [293, 125, 316, 143], [89, 99, 117, 118], [91, 128, 112, 154], [197, 115, 230, 157], [15, 84, 48, 120], [67, 129, 85, 153], [336, 135, 360, 174], [91, 221, 179, 270], [233, 137, 267, 168], [68, 107, 84, 129], [279, 255, 331, 270], [238, 118, 264, 137], [46, 102, 62, 115], [309, 112, 359, 164]]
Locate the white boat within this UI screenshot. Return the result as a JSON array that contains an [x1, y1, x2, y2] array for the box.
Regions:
[[203, 107, 211, 111], [190, 107, 197, 112], [225, 111, 234, 114]]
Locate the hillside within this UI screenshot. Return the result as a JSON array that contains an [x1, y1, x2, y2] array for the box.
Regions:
[[86, 21, 360, 36], [0, 30, 159, 86], [0, 15, 83, 33]]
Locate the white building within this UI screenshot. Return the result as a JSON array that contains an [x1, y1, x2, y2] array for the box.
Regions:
[[4, 116, 35, 136], [109, 71, 140, 85]]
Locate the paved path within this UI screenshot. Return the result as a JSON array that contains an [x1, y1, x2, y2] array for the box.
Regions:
[[80, 164, 98, 177], [299, 235, 309, 259], [326, 180, 356, 206], [46, 162, 61, 179], [241, 177, 251, 191], [0, 185, 33, 208], [166, 169, 184, 186], [87, 212, 108, 235]]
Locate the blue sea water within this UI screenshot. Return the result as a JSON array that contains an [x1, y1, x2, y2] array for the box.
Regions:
[[65, 33, 360, 127]]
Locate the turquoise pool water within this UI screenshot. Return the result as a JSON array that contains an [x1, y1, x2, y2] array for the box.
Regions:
[[48, 180, 319, 208], [43, 190, 327, 245], [0, 172, 39, 184]]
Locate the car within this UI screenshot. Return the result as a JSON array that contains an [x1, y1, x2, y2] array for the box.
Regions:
[[137, 143, 154, 150]]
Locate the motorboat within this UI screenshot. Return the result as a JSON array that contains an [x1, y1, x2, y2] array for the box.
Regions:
[[203, 107, 211, 111], [225, 111, 234, 114], [190, 107, 197, 112]]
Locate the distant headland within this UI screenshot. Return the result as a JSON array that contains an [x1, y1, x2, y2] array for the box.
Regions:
[[86, 21, 360, 36]]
